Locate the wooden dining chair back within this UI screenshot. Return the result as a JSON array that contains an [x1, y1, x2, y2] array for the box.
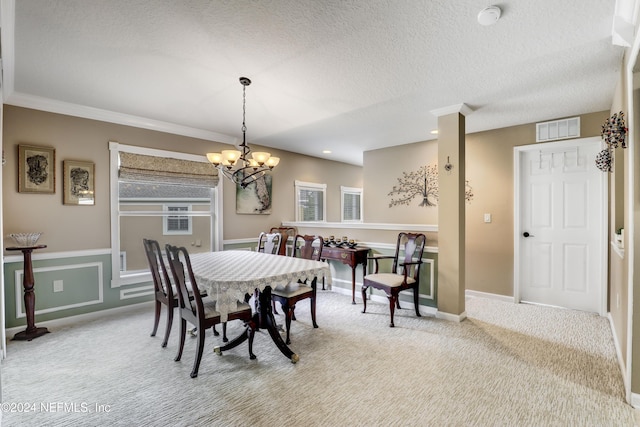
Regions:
[[269, 226, 297, 256], [165, 244, 256, 378], [271, 234, 324, 344], [257, 232, 282, 255], [143, 238, 177, 348], [361, 232, 426, 327]]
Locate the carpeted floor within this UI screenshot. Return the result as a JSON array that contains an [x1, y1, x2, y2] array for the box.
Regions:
[[1, 291, 636, 426]]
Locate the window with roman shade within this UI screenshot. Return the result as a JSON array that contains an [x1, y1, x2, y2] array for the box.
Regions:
[[110, 142, 221, 287], [118, 151, 218, 187]]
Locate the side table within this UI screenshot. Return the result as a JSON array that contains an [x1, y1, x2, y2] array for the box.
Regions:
[[321, 246, 369, 304], [7, 245, 49, 341]]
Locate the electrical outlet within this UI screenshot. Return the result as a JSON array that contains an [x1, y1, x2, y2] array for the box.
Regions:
[[53, 280, 63, 293]]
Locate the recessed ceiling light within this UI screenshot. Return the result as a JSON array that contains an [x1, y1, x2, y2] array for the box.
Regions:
[[430, 129, 439, 135], [477, 5, 501, 26], [322, 150, 332, 154]]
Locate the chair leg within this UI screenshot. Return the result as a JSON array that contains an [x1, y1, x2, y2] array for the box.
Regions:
[[191, 325, 206, 378], [247, 321, 257, 360], [283, 302, 294, 345], [175, 318, 186, 362], [361, 285, 368, 314], [388, 294, 397, 328], [413, 287, 421, 317], [222, 322, 228, 343], [212, 325, 219, 336], [272, 300, 279, 315], [151, 300, 161, 337], [161, 305, 173, 348], [310, 297, 318, 328]]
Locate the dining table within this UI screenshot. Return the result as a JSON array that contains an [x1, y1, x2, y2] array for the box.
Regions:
[[189, 250, 331, 363]]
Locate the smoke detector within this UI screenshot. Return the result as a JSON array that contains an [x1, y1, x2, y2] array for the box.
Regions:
[[477, 5, 501, 26]]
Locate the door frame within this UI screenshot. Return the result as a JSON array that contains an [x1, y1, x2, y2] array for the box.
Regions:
[[513, 137, 608, 315]]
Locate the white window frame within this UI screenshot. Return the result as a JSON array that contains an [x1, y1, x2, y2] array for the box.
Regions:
[[295, 180, 327, 222], [109, 141, 223, 288], [341, 186, 363, 223], [163, 204, 193, 235]]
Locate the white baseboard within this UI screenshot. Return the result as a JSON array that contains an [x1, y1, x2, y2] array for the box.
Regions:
[[631, 392, 640, 409], [607, 313, 633, 407], [4, 301, 153, 340], [437, 311, 467, 322], [465, 289, 515, 303]]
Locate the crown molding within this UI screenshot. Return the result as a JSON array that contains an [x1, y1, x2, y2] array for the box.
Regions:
[[430, 103, 474, 117], [5, 91, 238, 144]]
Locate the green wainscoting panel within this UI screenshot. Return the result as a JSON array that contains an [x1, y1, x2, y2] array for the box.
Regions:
[[4, 252, 154, 328]]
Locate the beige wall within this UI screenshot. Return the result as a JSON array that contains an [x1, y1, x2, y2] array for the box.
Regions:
[[363, 140, 438, 224], [1, 105, 611, 299], [2, 106, 363, 254], [608, 66, 628, 366], [362, 110, 609, 297]]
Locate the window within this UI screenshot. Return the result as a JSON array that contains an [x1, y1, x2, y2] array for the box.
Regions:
[[341, 186, 363, 222], [110, 142, 221, 286], [163, 204, 192, 235], [295, 180, 326, 222]]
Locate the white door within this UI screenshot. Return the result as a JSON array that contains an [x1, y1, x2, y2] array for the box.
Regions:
[[515, 137, 606, 314]]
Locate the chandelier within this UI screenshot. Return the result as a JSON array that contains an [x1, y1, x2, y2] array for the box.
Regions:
[[206, 77, 280, 188]]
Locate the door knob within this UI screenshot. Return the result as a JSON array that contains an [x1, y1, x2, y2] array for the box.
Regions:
[[523, 232, 534, 238]]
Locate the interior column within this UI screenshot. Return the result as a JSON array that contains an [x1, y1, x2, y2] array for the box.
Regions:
[[432, 104, 472, 321]]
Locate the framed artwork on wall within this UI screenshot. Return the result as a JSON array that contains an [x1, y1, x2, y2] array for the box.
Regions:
[[63, 160, 95, 205], [18, 144, 56, 194], [236, 175, 272, 214]]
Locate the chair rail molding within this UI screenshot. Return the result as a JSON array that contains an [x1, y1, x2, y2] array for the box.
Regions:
[[282, 221, 437, 232]]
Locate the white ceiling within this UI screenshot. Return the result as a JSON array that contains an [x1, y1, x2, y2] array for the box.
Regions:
[[1, 0, 627, 165]]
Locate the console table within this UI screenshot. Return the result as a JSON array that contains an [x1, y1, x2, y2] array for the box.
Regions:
[[321, 246, 369, 304], [7, 245, 49, 341]]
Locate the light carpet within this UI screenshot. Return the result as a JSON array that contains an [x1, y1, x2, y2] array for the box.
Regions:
[[1, 291, 636, 426]]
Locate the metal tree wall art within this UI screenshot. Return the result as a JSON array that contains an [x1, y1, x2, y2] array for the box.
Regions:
[[388, 164, 438, 207], [388, 164, 473, 208]]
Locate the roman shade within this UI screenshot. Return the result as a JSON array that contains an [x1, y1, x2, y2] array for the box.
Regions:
[[119, 152, 218, 187]]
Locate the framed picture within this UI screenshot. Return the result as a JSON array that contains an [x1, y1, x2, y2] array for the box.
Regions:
[[236, 175, 272, 214], [63, 160, 95, 205], [18, 144, 56, 193]]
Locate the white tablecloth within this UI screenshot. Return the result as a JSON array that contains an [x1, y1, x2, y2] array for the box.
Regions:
[[189, 251, 331, 321]]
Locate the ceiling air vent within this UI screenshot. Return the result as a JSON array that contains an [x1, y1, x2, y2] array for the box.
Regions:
[[536, 117, 580, 143]]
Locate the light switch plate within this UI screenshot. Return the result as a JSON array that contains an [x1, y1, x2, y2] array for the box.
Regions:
[[484, 213, 492, 223], [53, 280, 64, 292]]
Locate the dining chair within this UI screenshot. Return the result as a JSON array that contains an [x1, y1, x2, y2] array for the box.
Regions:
[[269, 226, 297, 256], [271, 234, 323, 344], [143, 238, 179, 348], [257, 231, 285, 315], [257, 231, 282, 255], [143, 238, 215, 345], [361, 232, 426, 327], [165, 244, 256, 378]]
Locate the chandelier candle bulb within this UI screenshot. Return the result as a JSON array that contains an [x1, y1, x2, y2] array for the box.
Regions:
[[252, 152, 271, 165], [206, 152, 223, 165], [266, 157, 280, 168], [221, 150, 241, 166]]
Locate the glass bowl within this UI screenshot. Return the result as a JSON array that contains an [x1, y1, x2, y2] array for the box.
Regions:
[[9, 232, 43, 247]]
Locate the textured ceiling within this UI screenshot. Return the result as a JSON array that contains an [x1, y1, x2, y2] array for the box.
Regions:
[[2, 0, 625, 165]]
